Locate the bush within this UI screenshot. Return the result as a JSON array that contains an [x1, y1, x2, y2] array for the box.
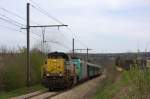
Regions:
[[0, 50, 45, 91], [122, 66, 150, 99], [95, 60, 150, 99]]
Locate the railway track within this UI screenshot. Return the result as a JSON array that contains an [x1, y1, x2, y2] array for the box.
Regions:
[[28, 91, 59, 99], [11, 89, 61, 99], [28, 77, 102, 99], [11, 76, 103, 99], [20, 83, 85, 99]]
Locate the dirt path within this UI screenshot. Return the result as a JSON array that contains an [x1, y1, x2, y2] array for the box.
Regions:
[[51, 75, 106, 99]]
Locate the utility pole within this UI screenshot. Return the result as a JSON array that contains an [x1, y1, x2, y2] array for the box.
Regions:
[[75, 48, 92, 61], [87, 48, 89, 60], [26, 3, 30, 87], [42, 27, 45, 53], [42, 28, 45, 43], [23, 3, 68, 88], [72, 38, 75, 56]]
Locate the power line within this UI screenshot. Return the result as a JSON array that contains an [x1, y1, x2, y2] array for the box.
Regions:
[[0, 25, 69, 49], [0, 6, 40, 25], [59, 28, 88, 48], [0, 17, 22, 27], [29, 1, 82, 48], [0, 7, 25, 20], [3, 20, 78, 51], [67, 27, 88, 47], [28, 1, 81, 50], [0, 13, 41, 37], [66, 27, 77, 38], [0, 24, 21, 32], [60, 27, 88, 48], [30, 1, 64, 25], [57, 29, 73, 43], [0, 24, 41, 40], [0, 13, 25, 27], [0, 3, 70, 51], [29, 1, 89, 52], [0, 17, 41, 38]]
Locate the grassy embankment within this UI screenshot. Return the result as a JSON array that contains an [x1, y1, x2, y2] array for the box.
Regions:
[[95, 66, 150, 99], [0, 85, 45, 99], [0, 49, 45, 99]]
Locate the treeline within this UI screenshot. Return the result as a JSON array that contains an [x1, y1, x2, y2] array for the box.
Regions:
[[0, 47, 45, 91]]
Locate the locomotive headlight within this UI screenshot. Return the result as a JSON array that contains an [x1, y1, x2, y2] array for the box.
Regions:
[[46, 73, 50, 76], [59, 73, 62, 76]]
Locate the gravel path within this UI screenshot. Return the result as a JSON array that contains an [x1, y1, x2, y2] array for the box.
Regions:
[[51, 75, 106, 99], [11, 89, 48, 99], [29, 92, 57, 99]]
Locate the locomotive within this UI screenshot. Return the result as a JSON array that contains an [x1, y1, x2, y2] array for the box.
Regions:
[[42, 52, 102, 90]]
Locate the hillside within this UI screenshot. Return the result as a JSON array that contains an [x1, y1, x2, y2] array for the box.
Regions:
[[95, 64, 150, 99]]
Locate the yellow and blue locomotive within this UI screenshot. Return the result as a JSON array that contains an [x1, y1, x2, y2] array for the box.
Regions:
[[42, 52, 76, 90], [42, 52, 102, 90]]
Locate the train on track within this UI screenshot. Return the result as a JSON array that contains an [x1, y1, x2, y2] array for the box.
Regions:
[[42, 52, 102, 90]]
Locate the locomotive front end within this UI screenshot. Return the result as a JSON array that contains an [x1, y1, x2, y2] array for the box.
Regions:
[[42, 52, 69, 90]]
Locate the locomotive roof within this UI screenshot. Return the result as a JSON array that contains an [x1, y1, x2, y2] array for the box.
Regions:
[[81, 60, 101, 68], [48, 52, 69, 59], [87, 62, 101, 68]]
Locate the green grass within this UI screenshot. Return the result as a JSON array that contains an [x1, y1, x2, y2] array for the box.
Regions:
[[95, 67, 150, 99], [95, 78, 126, 99], [0, 84, 45, 99]]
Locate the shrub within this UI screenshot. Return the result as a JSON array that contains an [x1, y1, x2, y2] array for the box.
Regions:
[[0, 50, 45, 91]]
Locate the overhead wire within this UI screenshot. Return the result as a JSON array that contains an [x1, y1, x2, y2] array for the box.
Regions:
[[0, 7, 25, 20], [0, 6, 44, 38], [41, 27, 72, 50], [0, 24, 21, 32], [29, 0, 89, 51], [65, 27, 88, 48], [0, 25, 69, 49], [0, 1, 90, 52], [0, 17, 23, 27], [0, 5, 62, 51], [0, 17, 41, 38], [0, 13, 24, 27], [57, 29, 72, 44], [29, 0, 64, 25], [0, 6, 40, 25], [0, 24, 40, 40], [29, 1, 71, 50]]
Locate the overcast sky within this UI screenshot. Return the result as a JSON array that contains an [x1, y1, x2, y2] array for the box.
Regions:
[[0, 0, 150, 53]]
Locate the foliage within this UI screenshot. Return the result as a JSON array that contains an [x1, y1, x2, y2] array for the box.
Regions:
[[0, 84, 45, 99], [95, 66, 150, 99], [0, 48, 45, 91]]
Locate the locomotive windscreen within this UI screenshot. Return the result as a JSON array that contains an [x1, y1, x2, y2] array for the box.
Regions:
[[47, 52, 69, 60]]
